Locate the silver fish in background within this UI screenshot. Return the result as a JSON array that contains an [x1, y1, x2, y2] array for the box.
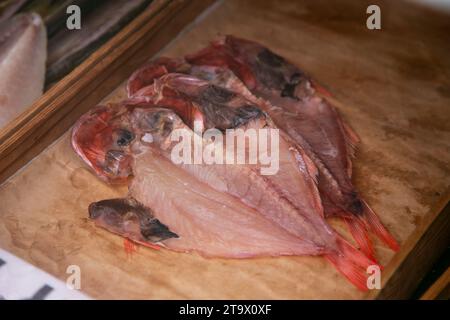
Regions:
[[0, 12, 47, 129]]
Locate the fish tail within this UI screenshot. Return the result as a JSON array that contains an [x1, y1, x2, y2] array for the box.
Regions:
[[360, 200, 400, 251], [344, 217, 377, 263], [325, 236, 378, 291]]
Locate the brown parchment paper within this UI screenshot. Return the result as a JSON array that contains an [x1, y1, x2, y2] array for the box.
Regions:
[[0, 0, 449, 299]]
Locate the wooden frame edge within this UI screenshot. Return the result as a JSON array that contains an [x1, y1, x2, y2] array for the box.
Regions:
[[369, 189, 450, 299]]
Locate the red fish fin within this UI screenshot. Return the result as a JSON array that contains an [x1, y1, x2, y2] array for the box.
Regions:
[[301, 152, 324, 215], [289, 144, 324, 216], [343, 129, 357, 160], [336, 234, 377, 268], [346, 160, 353, 178], [360, 200, 400, 251], [325, 236, 377, 291], [344, 132, 356, 177], [287, 139, 319, 186], [123, 238, 161, 257], [123, 238, 138, 257], [333, 111, 359, 163], [342, 121, 360, 146], [342, 123, 359, 176], [344, 217, 377, 263], [302, 152, 319, 186], [333, 107, 360, 177], [325, 255, 368, 291]]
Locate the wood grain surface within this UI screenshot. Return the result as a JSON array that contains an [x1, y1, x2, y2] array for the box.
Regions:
[[0, 0, 449, 299]]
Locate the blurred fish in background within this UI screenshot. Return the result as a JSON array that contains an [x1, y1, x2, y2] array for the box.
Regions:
[[0, 11, 46, 129]]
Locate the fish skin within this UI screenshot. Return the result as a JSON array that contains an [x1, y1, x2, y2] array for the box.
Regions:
[[73, 83, 378, 290], [184, 35, 399, 256], [0, 13, 46, 129], [127, 72, 333, 248]]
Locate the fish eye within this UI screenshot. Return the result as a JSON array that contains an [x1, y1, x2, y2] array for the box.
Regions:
[[116, 129, 135, 146]]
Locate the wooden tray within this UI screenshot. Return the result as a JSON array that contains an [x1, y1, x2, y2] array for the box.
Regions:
[[0, 0, 449, 299]]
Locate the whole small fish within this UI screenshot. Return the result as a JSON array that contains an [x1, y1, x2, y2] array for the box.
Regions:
[[0, 13, 46, 129], [184, 36, 399, 260]]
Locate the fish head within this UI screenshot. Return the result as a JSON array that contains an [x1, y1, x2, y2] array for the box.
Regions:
[[89, 198, 178, 243], [71, 104, 135, 183]]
